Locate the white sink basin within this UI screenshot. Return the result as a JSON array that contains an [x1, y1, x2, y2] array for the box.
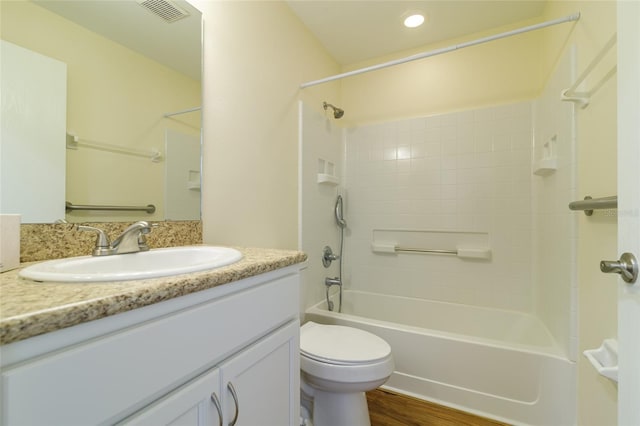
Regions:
[[19, 246, 243, 283]]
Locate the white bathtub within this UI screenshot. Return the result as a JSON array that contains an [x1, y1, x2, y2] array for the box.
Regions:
[[305, 290, 576, 426]]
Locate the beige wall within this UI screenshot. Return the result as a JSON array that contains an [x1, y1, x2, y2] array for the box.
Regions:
[[192, 0, 340, 249], [1, 1, 201, 223], [542, 2, 618, 425], [340, 17, 546, 125]]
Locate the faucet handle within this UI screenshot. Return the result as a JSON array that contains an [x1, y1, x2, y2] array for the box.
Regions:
[[142, 222, 159, 234], [77, 225, 113, 256], [127, 220, 150, 231], [136, 222, 158, 251]]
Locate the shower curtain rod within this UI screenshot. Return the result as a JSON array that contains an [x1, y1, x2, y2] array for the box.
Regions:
[[164, 106, 201, 117], [300, 13, 580, 88]]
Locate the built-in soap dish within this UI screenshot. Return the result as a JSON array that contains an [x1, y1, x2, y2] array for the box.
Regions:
[[583, 338, 618, 382]]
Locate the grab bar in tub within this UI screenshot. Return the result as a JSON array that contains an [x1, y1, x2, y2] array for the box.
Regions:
[[395, 247, 458, 255], [371, 243, 491, 259]]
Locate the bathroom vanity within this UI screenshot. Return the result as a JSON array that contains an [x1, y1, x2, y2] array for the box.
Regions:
[[0, 247, 306, 425]]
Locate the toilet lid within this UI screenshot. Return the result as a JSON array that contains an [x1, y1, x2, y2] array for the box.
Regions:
[[300, 322, 391, 365]]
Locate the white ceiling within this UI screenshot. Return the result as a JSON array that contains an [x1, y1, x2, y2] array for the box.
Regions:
[[286, 0, 547, 65], [33, 0, 202, 80], [33, 0, 547, 79]]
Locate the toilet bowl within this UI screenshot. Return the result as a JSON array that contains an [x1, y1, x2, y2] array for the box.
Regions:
[[300, 321, 394, 426]]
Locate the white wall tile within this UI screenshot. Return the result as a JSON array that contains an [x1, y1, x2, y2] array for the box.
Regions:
[[343, 101, 535, 312]]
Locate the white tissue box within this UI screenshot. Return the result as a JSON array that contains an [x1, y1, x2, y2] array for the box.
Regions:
[[0, 214, 21, 272]]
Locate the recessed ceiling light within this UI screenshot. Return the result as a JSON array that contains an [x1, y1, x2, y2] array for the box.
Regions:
[[403, 13, 425, 28]]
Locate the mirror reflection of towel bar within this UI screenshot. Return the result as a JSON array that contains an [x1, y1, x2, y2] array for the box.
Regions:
[[65, 201, 156, 214], [66, 133, 162, 162]]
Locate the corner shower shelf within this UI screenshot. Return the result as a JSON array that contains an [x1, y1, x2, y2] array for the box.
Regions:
[[317, 173, 339, 185], [533, 135, 558, 176], [533, 158, 558, 176]]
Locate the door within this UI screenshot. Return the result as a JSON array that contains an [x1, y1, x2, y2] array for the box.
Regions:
[[616, 1, 640, 424], [219, 321, 299, 426]]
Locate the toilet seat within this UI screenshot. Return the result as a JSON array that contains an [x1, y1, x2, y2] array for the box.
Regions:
[[300, 322, 392, 365]]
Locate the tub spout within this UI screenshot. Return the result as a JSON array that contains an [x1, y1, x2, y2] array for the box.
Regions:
[[325, 277, 342, 287], [325, 277, 342, 312]]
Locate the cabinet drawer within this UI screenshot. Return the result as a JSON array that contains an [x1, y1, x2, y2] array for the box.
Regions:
[[1, 273, 298, 426]]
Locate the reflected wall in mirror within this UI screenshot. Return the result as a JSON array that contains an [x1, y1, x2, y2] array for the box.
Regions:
[[0, 0, 202, 223]]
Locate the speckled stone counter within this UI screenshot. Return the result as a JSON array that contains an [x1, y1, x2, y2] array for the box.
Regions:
[[0, 247, 307, 345]]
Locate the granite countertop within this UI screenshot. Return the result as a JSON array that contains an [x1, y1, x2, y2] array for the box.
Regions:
[[0, 247, 307, 346]]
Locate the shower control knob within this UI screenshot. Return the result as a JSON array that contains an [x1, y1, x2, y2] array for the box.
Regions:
[[322, 246, 339, 268], [600, 252, 638, 284]]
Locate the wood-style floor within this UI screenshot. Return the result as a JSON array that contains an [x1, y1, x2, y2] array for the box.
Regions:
[[367, 389, 510, 426]]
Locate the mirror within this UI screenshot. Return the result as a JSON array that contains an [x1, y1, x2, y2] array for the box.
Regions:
[[0, 0, 202, 224]]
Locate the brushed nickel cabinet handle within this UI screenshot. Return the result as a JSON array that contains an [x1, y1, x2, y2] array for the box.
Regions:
[[227, 382, 239, 426], [210, 392, 223, 426]]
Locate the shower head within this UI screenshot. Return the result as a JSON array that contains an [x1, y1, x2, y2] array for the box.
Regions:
[[323, 101, 345, 119]]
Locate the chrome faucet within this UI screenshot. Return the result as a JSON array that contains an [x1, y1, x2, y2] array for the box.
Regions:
[[78, 221, 153, 256], [111, 221, 153, 254]]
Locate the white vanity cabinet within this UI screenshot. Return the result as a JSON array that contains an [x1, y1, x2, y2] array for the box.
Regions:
[[123, 320, 298, 426], [0, 267, 301, 426], [123, 364, 223, 426]]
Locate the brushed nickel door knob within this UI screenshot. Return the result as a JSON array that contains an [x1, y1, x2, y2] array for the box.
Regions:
[[600, 252, 638, 284]]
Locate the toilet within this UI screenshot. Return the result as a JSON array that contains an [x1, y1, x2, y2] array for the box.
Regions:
[[299, 321, 394, 426]]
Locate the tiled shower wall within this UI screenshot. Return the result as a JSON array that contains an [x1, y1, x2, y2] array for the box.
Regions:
[[343, 102, 535, 312]]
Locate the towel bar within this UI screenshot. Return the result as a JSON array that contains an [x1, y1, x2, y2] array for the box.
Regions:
[[568, 196, 617, 216]]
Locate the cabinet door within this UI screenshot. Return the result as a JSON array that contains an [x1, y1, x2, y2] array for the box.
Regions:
[[122, 368, 223, 426], [220, 321, 299, 426]]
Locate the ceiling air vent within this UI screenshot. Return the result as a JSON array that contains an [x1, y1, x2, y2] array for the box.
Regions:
[[137, 0, 190, 23]]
